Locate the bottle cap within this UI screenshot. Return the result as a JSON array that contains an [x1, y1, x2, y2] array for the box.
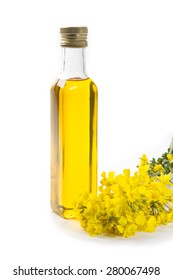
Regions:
[[60, 27, 88, 48]]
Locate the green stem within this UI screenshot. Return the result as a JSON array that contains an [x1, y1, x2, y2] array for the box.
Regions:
[[169, 137, 173, 154]]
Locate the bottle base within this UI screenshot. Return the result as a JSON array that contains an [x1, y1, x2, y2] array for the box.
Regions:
[[52, 205, 76, 219]]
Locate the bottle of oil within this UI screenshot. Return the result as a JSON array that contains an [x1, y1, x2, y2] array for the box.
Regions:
[[50, 27, 98, 218]]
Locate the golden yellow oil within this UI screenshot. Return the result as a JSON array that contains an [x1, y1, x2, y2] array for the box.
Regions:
[[50, 78, 98, 218]]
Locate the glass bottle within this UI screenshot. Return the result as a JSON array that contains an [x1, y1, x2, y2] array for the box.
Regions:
[[50, 27, 98, 218]]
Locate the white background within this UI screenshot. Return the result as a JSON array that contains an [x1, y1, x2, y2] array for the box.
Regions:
[[0, 0, 173, 279]]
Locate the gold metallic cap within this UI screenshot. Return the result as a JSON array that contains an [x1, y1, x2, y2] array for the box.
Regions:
[[60, 27, 88, 48]]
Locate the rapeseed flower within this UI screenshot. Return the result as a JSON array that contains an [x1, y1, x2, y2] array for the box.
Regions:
[[74, 154, 173, 237]]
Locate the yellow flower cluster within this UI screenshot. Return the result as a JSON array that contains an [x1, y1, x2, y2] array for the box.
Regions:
[[74, 155, 173, 237]]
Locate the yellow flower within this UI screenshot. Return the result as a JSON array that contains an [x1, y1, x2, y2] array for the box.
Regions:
[[108, 171, 115, 180], [157, 212, 169, 225], [135, 213, 146, 226], [86, 222, 103, 236], [123, 224, 137, 237], [140, 154, 149, 166], [145, 216, 157, 232], [167, 154, 173, 161], [126, 212, 134, 223], [117, 225, 124, 234], [123, 169, 131, 178], [118, 216, 127, 226], [153, 164, 164, 173], [159, 173, 172, 186]]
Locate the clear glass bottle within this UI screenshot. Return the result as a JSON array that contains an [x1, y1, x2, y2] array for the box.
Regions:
[[50, 27, 98, 218]]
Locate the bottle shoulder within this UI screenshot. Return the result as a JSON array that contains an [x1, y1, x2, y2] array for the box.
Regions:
[[51, 77, 98, 94]]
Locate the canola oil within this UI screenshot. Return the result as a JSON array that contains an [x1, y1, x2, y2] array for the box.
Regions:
[[50, 78, 98, 218]]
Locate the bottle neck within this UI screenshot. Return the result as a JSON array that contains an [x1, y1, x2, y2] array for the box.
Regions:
[[60, 47, 87, 79]]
